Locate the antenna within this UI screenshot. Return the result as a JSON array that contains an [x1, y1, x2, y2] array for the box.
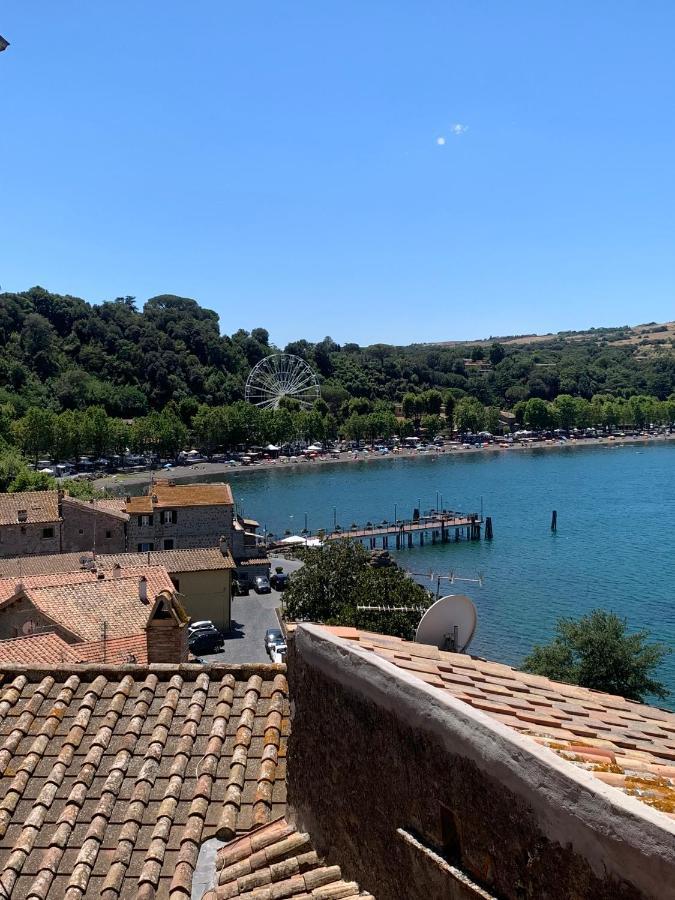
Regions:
[[415, 594, 477, 653]]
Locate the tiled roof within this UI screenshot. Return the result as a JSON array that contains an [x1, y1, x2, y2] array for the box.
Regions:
[[206, 817, 375, 900], [0, 633, 81, 664], [0, 568, 179, 642], [98, 548, 236, 572], [61, 496, 129, 521], [0, 553, 90, 578], [0, 664, 288, 899], [321, 627, 675, 817], [0, 548, 236, 579], [126, 482, 234, 513], [0, 491, 59, 526]]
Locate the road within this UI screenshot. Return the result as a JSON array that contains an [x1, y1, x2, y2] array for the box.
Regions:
[[201, 557, 302, 665]]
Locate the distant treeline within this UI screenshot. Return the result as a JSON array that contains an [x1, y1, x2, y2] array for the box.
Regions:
[[3, 287, 675, 418]]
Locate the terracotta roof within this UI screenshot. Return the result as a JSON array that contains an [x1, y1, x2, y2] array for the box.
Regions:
[[0, 633, 81, 664], [0, 548, 236, 579], [126, 481, 234, 513], [0, 664, 288, 898], [321, 627, 675, 817], [206, 817, 374, 899], [98, 548, 236, 572], [0, 552, 90, 578], [61, 495, 129, 521], [0, 567, 180, 642], [0, 491, 59, 526]]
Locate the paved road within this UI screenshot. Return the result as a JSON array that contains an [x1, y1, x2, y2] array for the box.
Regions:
[[201, 557, 302, 665]]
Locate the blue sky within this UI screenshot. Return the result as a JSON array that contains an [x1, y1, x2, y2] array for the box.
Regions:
[[2, 2, 675, 345]]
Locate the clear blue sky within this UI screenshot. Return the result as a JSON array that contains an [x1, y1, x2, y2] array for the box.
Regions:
[[2, 2, 675, 346]]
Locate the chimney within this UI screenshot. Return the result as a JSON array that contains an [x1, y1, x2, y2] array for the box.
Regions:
[[97, 571, 105, 580], [14, 581, 24, 594], [112, 563, 122, 579], [139, 576, 148, 603]]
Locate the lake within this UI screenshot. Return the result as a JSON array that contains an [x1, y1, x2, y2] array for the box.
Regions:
[[176, 444, 675, 704]]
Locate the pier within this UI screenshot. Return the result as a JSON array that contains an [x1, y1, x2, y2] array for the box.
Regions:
[[324, 512, 486, 549]]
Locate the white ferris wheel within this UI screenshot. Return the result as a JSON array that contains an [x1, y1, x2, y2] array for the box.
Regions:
[[245, 353, 320, 410]]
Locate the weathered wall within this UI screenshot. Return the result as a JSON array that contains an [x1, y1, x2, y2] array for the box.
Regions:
[[171, 569, 231, 631], [0, 596, 74, 641], [60, 499, 126, 553], [146, 618, 188, 663], [0, 523, 60, 558], [127, 505, 234, 551], [287, 626, 675, 900]]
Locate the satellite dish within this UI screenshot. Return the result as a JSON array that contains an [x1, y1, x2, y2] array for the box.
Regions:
[[415, 594, 477, 653]]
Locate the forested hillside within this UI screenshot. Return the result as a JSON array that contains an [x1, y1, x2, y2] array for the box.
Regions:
[[3, 286, 675, 418]]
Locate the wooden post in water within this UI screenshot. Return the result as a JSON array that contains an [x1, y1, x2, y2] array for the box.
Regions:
[[485, 517, 493, 540], [551, 510, 557, 532]]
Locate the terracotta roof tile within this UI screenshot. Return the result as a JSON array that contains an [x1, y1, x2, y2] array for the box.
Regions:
[[320, 626, 675, 816], [126, 482, 234, 513], [0, 663, 288, 898], [0, 491, 59, 526], [0, 633, 82, 664], [60, 496, 129, 521], [0, 567, 179, 641], [99, 548, 236, 572], [213, 817, 374, 898]]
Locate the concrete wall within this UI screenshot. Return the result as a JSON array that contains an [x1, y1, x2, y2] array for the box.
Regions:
[[127, 504, 234, 551], [0, 523, 60, 558], [60, 499, 126, 553], [170, 568, 232, 631], [287, 625, 675, 900]]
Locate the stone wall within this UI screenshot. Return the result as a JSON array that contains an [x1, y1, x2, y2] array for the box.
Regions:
[[0, 596, 73, 641], [127, 504, 234, 551], [0, 523, 60, 558], [287, 625, 675, 900], [60, 499, 126, 553]]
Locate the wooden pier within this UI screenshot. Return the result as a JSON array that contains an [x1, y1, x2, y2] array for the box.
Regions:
[[324, 513, 485, 550]]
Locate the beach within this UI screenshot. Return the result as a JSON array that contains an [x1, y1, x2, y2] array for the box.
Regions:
[[94, 431, 675, 492]]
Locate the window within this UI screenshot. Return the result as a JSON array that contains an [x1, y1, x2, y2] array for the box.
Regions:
[[137, 542, 154, 552], [105, 530, 112, 539], [78, 528, 84, 535], [162, 510, 177, 525], [138, 514, 154, 527], [163, 538, 174, 550], [42, 527, 54, 539]]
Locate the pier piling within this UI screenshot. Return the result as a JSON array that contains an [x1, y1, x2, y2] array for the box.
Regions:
[[551, 510, 557, 532]]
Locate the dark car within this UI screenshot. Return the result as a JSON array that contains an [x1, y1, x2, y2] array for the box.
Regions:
[[264, 627, 283, 656], [254, 575, 271, 594], [188, 626, 224, 655], [270, 572, 290, 590]]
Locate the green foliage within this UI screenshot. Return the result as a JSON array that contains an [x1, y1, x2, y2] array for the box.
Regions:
[[523, 610, 670, 702], [0, 446, 55, 492], [283, 540, 433, 639]]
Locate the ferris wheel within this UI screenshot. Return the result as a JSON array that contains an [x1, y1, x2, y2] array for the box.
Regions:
[[245, 353, 320, 410]]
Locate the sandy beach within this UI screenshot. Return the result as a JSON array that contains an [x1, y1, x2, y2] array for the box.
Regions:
[[94, 432, 675, 493]]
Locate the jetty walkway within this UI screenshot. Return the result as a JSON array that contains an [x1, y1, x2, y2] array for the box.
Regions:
[[324, 512, 490, 549]]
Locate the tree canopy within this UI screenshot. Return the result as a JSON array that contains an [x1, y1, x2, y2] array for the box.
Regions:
[[522, 609, 670, 702], [282, 540, 433, 640]]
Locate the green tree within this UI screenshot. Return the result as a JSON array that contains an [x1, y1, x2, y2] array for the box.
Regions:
[[553, 394, 577, 430], [523, 610, 670, 702], [484, 406, 500, 435], [283, 540, 433, 639], [421, 414, 443, 439], [454, 397, 485, 433]]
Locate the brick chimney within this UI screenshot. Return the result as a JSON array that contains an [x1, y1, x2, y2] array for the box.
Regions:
[[139, 576, 148, 603]]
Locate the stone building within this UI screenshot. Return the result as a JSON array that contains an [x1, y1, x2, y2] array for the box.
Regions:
[[0, 491, 127, 558], [125, 481, 235, 551], [0, 565, 189, 664], [0, 491, 60, 557]]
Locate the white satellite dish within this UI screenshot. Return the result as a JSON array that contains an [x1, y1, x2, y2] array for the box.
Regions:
[[415, 594, 477, 653]]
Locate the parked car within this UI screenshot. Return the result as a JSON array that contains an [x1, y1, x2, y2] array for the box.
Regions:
[[188, 625, 224, 655], [188, 620, 216, 635], [264, 628, 284, 656], [271, 642, 287, 663], [270, 572, 290, 591], [254, 575, 271, 594]]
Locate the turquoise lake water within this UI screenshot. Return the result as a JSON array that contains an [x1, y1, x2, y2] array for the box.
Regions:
[[192, 444, 675, 705]]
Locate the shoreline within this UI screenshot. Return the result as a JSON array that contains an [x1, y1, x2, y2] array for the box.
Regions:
[[94, 432, 675, 492]]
